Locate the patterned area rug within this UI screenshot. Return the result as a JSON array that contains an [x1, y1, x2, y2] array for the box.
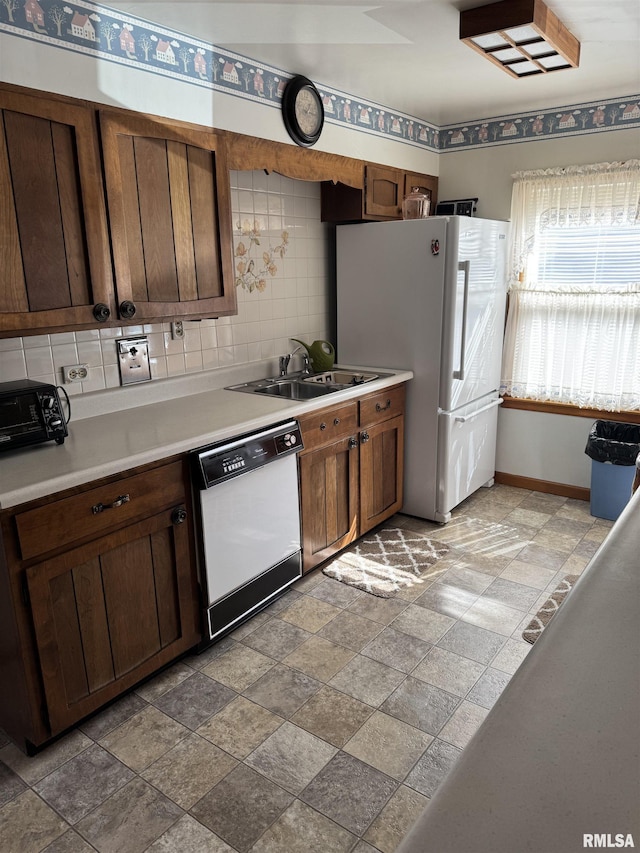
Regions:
[[323, 528, 450, 598], [522, 574, 580, 644]]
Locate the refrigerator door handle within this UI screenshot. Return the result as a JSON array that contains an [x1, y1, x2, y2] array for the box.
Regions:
[[453, 260, 470, 380], [452, 398, 503, 423]]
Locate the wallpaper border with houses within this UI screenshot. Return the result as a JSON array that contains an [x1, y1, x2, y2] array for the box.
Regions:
[[1, 0, 639, 152]]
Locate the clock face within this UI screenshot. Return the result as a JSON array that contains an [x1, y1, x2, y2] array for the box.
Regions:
[[282, 76, 324, 147], [294, 86, 322, 137]]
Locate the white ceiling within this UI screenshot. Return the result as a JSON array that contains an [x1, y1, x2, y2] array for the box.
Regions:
[[110, 0, 640, 126]]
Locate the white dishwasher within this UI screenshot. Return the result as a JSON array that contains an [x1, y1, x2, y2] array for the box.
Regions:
[[192, 420, 303, 642]]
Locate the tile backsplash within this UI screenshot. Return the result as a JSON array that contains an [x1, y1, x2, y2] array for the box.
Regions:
[[0, 171, 333, 397]]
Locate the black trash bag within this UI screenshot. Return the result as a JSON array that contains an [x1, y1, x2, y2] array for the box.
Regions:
[[585, 421, 640, 466]]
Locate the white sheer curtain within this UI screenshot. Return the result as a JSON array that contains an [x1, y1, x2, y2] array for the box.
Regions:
[[501, 160, 640, 411]]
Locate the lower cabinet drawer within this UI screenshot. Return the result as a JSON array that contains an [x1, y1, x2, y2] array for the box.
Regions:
[[15, 461, 185, 561], [298, 401, 358, 453], [359, 384, 406, 427]]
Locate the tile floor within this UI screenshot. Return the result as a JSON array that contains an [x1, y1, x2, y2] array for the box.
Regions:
[[0, 484, 612, 853]]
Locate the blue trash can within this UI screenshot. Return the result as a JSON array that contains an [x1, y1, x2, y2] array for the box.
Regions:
[[585, 421, 640, 521]]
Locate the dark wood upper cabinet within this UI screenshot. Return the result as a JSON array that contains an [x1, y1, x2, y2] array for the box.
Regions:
[[100, 111, 236, 323], [0, 87, 115, 336], [321, 163, 438, 223]]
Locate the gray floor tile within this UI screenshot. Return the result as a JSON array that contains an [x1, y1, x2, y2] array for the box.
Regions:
[[482, 577, 541, 612], [329, 655, 405, 706], [318, 610, 383, 650], [0, 760, 27, 808], [413, 582, 479, 618], [343, 711, 433, 780], [291, 685, 374, 748], [42, 829, 96, 853], [467, 667, 512, 709], [347, 593, 410, 625], [251, 799, 356, 853], [0, 790, 67, 853], [380, 677, 459, 735], [283, 635, 356, 682], [146, 814, 235, 852], [361, 626, 432, 673], [34, 743, 134, 824], [391, 604, 455, 644], [243, 664, 322, 718], [300, 751, 397, 834], [308, 576, 364, 607], [197, 696, 284, 759], [201, 644, 275, 692], [438, 700, 489, 749], [141, 732, 237, 809], [75, 777, 183, 853], [244, 721, 337, 794], [79, 692, 148, 741], [412, 646, 485, 697], [405, 738, 463, 797], [364, 784, 429, 853], [241, 617, 312, 660], [436, 620, 506, 664], [190, 763, 293, 853], [152, 672, 236, 730]]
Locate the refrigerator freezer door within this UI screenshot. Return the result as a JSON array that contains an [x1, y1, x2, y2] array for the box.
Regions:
[[337, 218, 448, 520], [435, 395, 502, 523], [440, 218, 507, 412]]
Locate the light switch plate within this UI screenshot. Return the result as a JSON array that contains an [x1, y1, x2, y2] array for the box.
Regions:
[[117, 336, 151, 385]]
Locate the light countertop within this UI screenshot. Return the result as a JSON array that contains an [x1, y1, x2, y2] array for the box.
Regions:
[[0, 364, 412, 509]]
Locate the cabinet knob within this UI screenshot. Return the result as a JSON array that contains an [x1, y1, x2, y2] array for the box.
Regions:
[[119, 300, 137, 320], [334, 418, 340, 426], [320, 422, 326, 430], [93, 303, 111, 322], [348, 437, 358, 449], [375, 399, 392, 412], [172, 506, 188, 525], [361, 431, 370, 443]]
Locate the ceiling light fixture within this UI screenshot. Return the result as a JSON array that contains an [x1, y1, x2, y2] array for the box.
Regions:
[[460, 0, 580, 78]]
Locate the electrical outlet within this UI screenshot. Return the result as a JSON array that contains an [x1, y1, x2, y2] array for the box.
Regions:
[[117, 336, 151, 385], [171, 321, 185, 340], [62, 364, 89, 383]]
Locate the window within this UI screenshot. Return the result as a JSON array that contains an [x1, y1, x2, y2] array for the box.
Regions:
[[501, 160, 640, 412]]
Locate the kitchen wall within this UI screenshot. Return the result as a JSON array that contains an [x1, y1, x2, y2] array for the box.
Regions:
[[0, 170, 333, 394], [438, 127, 639, 490], [1, 19, 635, 491]]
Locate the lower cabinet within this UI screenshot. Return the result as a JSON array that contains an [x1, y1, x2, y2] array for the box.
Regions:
[[0, 458, 200, 751], [298, 384, 405, 573]]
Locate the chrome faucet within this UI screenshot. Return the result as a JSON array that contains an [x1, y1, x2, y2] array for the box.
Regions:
[[279, 345, 311, 376]]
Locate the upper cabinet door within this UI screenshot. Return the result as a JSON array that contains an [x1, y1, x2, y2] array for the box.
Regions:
[[0, 89, 115, 336], [100, 112, 236, 323]]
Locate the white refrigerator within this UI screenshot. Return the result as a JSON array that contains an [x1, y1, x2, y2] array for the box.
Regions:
[[336, 216, 508, 523]]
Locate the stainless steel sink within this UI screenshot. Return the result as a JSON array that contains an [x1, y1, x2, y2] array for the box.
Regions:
[[225, 375, 335, 399], [303, 370, 380, 387], [255, 381, 334, 400], [226, 369, 388, 398]]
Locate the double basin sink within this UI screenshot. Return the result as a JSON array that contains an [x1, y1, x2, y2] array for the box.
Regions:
[[226, 370, 382, 401]]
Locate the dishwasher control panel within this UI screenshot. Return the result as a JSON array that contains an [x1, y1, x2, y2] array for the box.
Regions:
[[195, 420, 303, 489]]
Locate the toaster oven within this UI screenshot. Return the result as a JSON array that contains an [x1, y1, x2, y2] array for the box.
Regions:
[[0, 379, 68, 451]]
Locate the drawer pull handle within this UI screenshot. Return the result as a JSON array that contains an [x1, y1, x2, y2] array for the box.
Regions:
[[376, 399, 392, 412], [361, 431, 370, 443], [92, 494, 130, 514]]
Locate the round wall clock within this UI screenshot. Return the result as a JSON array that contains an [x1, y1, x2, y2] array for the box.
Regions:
[[282, 75, 324, 147]]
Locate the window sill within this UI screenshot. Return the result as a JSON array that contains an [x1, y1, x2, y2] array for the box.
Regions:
[[500, 396, 640, 424]]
